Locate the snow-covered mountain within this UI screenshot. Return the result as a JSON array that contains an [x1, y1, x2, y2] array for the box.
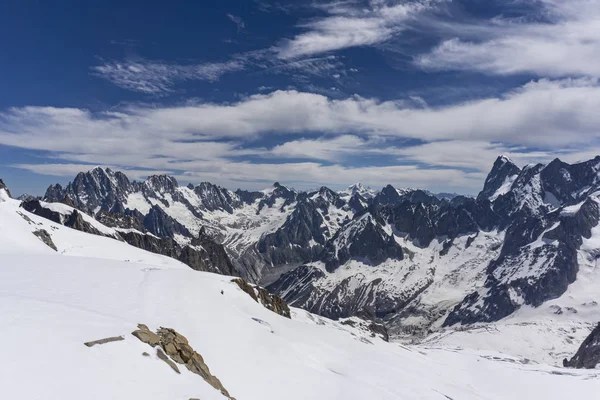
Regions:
[[2, 181, 600, 399], [38, 156, 600, 350]]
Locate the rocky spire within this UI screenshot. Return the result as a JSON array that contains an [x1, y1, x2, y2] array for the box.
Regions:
[[477, 155, 521, 202]]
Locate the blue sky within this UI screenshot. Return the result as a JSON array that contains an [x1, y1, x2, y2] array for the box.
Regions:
[[1, 0, 600, 196]]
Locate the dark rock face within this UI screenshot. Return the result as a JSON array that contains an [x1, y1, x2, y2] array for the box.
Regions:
[[143, 205, 191, 238], [258, 200, 328, 267], [145, 175, 179, 195], [21, 200, 63, 224], [322, 214, 403, 272], [381, 196, 499, 248], [44, 183, 63, 202], [374, 186, 440, 207], [190, 228, 237, 276], [374, 185, 403, 206], [96, 209, 145, 232], [120, 229, 238, 276], [234, 189, 263, 205], [65, 210, 114, 238], [541, 157, 600, 204], [348, 193, 368, 213], [193, 182, 242, 213], [256, 186, 357, 271], [266, 265, 326, 309], [564, 323, 600, 369]]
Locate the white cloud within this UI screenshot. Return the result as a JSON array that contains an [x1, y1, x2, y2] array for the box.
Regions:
[[270, 135, 380, 160], [415, 0, 600, 78], [4, 80, 600, 147], [3, 80, 600, 193], [227, 14, 245, 32], [93, 52, 346, 94], [277, 1, 432, 59], [92, 58, 246, 94], [78, 79, 600, 147]]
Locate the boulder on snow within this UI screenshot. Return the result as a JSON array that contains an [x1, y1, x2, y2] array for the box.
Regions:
[[132, 325, 236, 400], [563, 322, 600, 369]]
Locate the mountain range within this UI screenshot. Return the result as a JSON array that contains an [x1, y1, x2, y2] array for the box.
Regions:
[[3, 177, 598, 399], [26, 155, 600, 341]]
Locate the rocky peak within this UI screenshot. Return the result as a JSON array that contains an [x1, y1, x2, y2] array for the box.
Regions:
[[348, 182, 376, 198], [145, 174, 178, 194], [235, 188, 264, 205], [44, 166, 132, 213], [348, 192, 368, 213], [348, 182, 365, 192], [16, 193, 37, 202], [272, 182, 295, 197], [0, 178, 11, 200], [477, 155, 521, 202], [402, 189, 440, 206], [258, 182, 297, 212], [44, 183, 63, 201], [375, 184, 402, 206], [540, 157, 600, 205], [322, 213, 403, 272], [311, 186, 344, 208], [194, 182, 241, 213]]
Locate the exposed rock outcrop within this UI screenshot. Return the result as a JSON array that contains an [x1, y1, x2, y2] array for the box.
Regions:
[[132, 324, 235, 399], [32, 229, 57, 251], [21, 199, 63, 224], [0, 179, 12, 198], [563, 323, 600, 369], [339, 317, 389, 342], [84, 336, 124, 347], [321, 213, 403, 272], [156, 348, 181, 374], [232, 278, 291, 318]]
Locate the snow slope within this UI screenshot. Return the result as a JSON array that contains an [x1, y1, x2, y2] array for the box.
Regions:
[[2, 188, 600, 399]]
